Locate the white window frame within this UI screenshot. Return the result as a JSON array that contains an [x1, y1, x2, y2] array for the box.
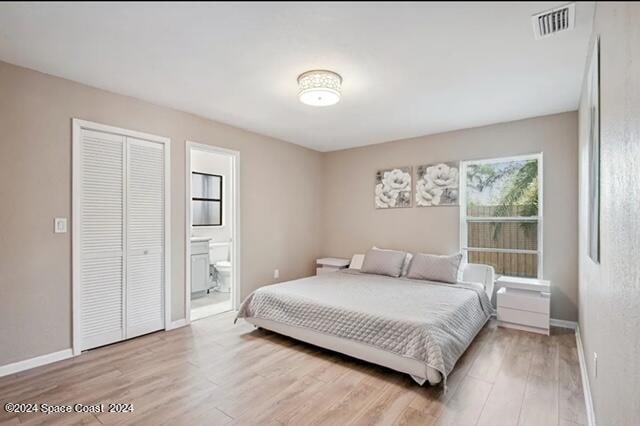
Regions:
[[459, 153, 543, 279]]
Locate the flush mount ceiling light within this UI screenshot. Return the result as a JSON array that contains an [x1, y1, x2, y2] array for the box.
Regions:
[[297, 70, 342, 106]]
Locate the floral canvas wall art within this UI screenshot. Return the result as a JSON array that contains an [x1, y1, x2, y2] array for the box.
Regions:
[[415, 162, 459, 206], [375, 167, 412, 209]]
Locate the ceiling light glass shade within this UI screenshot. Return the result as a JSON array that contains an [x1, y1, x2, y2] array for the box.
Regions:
[[297, 70, 342, 106]]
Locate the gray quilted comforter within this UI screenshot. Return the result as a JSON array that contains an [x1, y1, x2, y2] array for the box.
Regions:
[[236, 270, 492, 385]]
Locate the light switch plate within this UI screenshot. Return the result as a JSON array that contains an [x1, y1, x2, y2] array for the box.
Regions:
[[54, 217, 68, 233]]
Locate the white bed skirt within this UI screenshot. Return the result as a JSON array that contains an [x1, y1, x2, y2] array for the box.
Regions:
[[245, 317, 442, 386]]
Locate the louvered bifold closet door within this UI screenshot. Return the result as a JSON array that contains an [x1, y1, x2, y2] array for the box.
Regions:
[[79, 129, 125, 350], [125, 137, 165, 338]]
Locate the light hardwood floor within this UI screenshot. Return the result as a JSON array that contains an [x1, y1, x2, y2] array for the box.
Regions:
[[0, 313, 587, 425], [191, 291, 233, 321]]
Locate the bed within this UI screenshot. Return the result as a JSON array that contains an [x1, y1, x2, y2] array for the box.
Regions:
[[236, 263, 494, 386]]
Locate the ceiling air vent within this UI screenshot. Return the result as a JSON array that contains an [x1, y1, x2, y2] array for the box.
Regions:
[[532, 3, 575, 39]]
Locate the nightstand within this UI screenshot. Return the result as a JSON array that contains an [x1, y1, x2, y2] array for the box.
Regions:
[[496, 276, 551, 335], [316, 257, 350, 275]]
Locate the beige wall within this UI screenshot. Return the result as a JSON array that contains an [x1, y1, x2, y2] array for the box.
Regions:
[[0, 57, 582, 368], [0, 60, 323, 365], [321, 112, 579, 321], [578, 3, 640, 424]]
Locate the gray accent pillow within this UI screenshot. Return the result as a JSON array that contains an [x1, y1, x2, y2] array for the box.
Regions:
[[406, 252, 463, 284], [360, 248, 407, 278]]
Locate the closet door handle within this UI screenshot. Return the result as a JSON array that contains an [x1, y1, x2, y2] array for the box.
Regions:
[[144, 250, 149, 255]]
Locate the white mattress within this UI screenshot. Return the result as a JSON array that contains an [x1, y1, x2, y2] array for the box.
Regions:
[[246, 316, 443, 385], [238, 263, 494, 386]]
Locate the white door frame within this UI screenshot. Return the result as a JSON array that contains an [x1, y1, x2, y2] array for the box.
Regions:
[[72, 119, 172, 356], [185, 141, 241, 323]]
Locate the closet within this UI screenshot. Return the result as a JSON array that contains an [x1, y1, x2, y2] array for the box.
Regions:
[[73, 120, 169, 352]]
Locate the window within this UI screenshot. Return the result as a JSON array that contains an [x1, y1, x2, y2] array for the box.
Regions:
[[460, 154, 542, 278], [192, 172, 223, 226]]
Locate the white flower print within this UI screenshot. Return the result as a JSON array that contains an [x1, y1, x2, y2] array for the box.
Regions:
[[375, 168, 412, 208], [375, 183, 399, 208], [425, 163, 459, 188], [382, 169, 411, 193], [415, 162, 460, 207], [415, 179, 444, 206]]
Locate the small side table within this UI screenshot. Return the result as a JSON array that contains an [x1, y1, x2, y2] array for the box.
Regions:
[[316, 257, 350, 275], [496, 276, 551, 335]]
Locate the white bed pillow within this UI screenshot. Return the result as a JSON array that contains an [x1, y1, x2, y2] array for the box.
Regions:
[[401, 253, 413, 276], [361, 247, 407, 278], [406, 252, 463, 284], [349, 254, 365, 270]]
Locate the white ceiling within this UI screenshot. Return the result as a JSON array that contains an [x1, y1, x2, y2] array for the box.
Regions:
[[0, 2, 594, 151]]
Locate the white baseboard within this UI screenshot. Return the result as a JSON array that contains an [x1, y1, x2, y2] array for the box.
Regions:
[[491, 314, 577, 331], [166, 318, 188, 330], [575, 325, 597, 426], [550, 318, 578, 329], [0, 348, 73, 378], [2, 319, 189, 378]]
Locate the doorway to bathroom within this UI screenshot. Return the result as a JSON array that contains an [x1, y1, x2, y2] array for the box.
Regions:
[[186, 142, 240, 322]]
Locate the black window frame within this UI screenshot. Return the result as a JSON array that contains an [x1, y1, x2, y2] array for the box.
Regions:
[[192, 171, 223, 227]]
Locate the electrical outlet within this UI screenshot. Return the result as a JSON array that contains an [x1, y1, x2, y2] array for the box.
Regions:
[[594, 352, 598, 377], [273, 269, 279, 279]]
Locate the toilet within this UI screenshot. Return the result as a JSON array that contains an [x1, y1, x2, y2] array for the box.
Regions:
[[209, 240, 232, 293], [214, 261, 232, 293]]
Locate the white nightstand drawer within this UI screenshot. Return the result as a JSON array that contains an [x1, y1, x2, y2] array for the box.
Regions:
[[316, 257, 350, 276], [497, 288, 550, 314], [316, 257, 350, 268], [498, 307, 549, 330], [316, 267, 340, 275]]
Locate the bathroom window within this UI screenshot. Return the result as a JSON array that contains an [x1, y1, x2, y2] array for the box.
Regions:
[[192, 172, 223, 226]]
